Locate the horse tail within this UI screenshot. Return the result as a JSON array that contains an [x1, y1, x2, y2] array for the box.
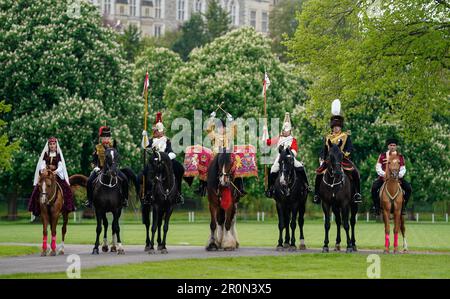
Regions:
[[120, 167, 139, 197], [69, 174, 88, 188]]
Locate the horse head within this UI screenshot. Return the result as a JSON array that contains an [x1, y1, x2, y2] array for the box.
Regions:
[[387, 152, 400, 179], [278, 146, 295, 187], [38, 167, 56, 204], [217, 149, 233, 187], [104, 147, 119, 178], [327, 139, 344, 178]]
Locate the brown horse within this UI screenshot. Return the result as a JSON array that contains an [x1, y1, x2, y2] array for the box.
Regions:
[[206, 152, 239, 251], [380, 152, 407, 254], [38, 168, 68, 256]]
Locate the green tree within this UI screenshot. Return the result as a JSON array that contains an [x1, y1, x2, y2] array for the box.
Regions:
[[0, 101, 20, 171], [204, 0, 231, 42], [269, 0, 304, 61], [118, 24, 142, 62], [172, 13, 207, 61], [0, 0, 141, 217]]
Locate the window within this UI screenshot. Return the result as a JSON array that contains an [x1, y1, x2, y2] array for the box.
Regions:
[[177, 0, 186, 21], [194, 0, 203, 13], [104, 0, 111, 15], [250, 10, 256, 28], [154, 24, 162, 37], [229, 0, 238, 26], [129, 0, 136, 17], [261, 12, 268, 32], [119, 5, 125, 15], [145, 7, 150, 17], [155, 0, 162, 19]]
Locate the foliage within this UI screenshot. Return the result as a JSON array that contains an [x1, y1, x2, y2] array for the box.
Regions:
[[172, 13, 208, 61], [117, 24, 141, 62], [0, 101, 20, 171]]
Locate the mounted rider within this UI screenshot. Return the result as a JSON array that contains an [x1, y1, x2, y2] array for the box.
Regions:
[[85, 126, 128, 208], [313, 99, 362, 204], [264, 112, 310, 198], [141, 112, 184, 205], [371, 138, 412, 216], [28, 137, 75, 216]]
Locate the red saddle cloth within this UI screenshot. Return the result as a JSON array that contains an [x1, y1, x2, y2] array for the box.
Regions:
[[183, 145, 213, 181], [231, 145, 258, 178]]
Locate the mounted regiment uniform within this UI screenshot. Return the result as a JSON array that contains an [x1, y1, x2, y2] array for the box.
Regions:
[[371, 138, 412, 215], [264, 112, 310, 198], [28, 137, 75, 216], [313, 99, 362, 204], [141, 112, 184, 205], [85, 126, 128, 208]]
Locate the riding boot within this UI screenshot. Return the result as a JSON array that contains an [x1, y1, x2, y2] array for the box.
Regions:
[[400, 179, 412, 216], [121, 181, 129, 208], [265, 172, 277, 198], [196, 180, 207, 196], [313, 175, 322, 204], [351, 170, 362, 203], [85, 171, 97, 208], [235, 177, 246, 199]]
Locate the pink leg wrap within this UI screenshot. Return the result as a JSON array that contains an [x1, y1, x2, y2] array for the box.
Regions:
[[51, 236, 56, 251], [42, 235, 48, 250], [394, 233, 399, 248], [385, 234, 390, 249]]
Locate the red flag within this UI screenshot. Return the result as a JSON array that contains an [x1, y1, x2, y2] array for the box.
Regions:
[[142, 71, 149, 96]]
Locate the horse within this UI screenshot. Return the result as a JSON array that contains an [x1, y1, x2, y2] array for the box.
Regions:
[[273, 146, 308, 251], [37, 168, 69, 256], [140, 148, 181, 254], [206, 150, 240, 251], [317, 140, 357, 253], [380, 152, 407, 254], [91, 147, 137, 255]]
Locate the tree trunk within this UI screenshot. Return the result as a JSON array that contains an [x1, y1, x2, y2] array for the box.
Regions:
[[7, 190, 18, 220]]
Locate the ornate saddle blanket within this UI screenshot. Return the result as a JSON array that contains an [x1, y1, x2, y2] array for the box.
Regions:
[[231, 145, 258, 178]]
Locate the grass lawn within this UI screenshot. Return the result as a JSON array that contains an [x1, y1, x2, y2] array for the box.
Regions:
[[0, 221, 449, 252], [1, 253, 449, 279], [0, 245, 40, 257]]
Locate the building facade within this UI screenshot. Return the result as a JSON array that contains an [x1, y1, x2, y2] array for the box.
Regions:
[[89, 0, 275, 37]]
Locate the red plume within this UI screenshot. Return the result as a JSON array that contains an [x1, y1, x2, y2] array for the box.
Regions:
[[155, 112, 162, 124]]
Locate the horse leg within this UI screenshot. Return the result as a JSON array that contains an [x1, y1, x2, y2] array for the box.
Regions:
[[332, 205, 341, 252], [276, 202, 284, 251], [283, 206, 291, 249], [322, 203, 331, 253], [149, 206, 158, 254], [157, 209, 164, 251], [41, 211, 49, 256], [113, 210, 124, 255], [342, 206, 352, 253], [49, 208, 60, 256], [206, 202, 219, 251], [350, 203, 358, 251], [143, 205, 151, 251], [231, 206, 239, 249], [382, 203, 391, 254], [222, 207, 237, 251], [393, 205, 401, 254], [101, 214, 109, 252], [289, 204, 299, 251], [58, 211, 68, 255], [160, 206, 173, 254], [92, 211, 102, 254], [298, 200, 306, 250], [401, 213, 408, 253]]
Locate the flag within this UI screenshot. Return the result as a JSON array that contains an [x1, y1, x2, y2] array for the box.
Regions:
[[142, 71, 150, 148], [262, 71, 270, 96], [142, 71, 149, 97]]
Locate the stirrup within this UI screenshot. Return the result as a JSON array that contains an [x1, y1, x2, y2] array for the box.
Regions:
[[313, 194, 321, 204], [353, 193, 362, 203], [84, 200, 93, 208]]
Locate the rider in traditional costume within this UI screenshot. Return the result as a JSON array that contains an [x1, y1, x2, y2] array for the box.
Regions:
[[313, 99, 362, 204], [28, 137, 75, 216], [141, 112, 184, 205], [371, 138, 412, 215], [85, 126, 128, 208], [195, 111, 246, 197], [264, 112, 310, 198]]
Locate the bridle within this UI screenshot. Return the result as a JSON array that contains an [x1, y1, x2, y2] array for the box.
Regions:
[[149, 148, 176, 201], [278, 150, 297, 197], [97, 148, 119, 188], [322, 152, 345, 191], [39, 170, 60, 205]]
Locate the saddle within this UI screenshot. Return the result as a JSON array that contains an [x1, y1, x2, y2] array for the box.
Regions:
[[315, 160, 355, 174]]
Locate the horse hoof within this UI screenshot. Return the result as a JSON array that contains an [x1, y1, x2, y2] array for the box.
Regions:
[[299, 244, 307, 250], [236, 242, 240, 249], [117, 249, 125, 255], [148, 249, 156, 254], [206, 244, 218, 251], [157, 245, 164, 251], [144, 246, 151, 252], [92, 248, 99, 255], [283, 243, 290, 249], [41, 251, 47, 257], [110, 246, 117, 253], [160, 248, 168, 254], [288, 246, 297, 252], [352, 245, 358, 252], [334, 245, 341, 252], [102, 245, 109, 253], [383, 249, 390, 254], [403, 249, 408, 254], [49, 250, 56, 256], [58, 249, 64, 255], [276, 246, 284, 252], [322, 247, 329, 253], [346, 247, 353, 253], [223, 247, 235, 251]]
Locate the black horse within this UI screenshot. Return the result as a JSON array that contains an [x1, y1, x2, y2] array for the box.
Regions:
[[91, 147, 137, 255], [273, 146, 308, 251], [317, 140, 357, 253], [140, 148, 183, 254]]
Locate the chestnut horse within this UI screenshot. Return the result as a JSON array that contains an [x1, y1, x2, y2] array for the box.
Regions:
[[206, 151, 240, 251], [380, 152, 407, 254], [38, 168, 68, 256]]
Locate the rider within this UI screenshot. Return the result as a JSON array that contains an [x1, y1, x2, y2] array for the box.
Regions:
[[141, 112, 184, 205], [371, 138, 412, 216], [85, 126, 128, 208], [264, 112, 310, 198], [28, 137, 75, 216], [197, 111, 246, 197], [313, 99, 362, 205]]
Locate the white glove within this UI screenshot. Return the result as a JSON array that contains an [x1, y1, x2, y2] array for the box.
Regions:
[[319, 158, 324, 166], [142, 130, 148, 136], [94, 167, 100, 173], [210, 111, 216, 118], [226, 113, 233, 122], [168, 152, 176, 160]]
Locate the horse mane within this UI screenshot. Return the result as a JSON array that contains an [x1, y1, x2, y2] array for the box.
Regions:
[[69, 174, 88, 187]]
